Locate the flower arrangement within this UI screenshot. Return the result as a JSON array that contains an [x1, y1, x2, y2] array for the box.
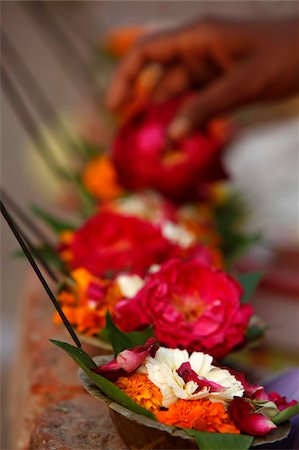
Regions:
[[21, 32, 261, 362], [114, 258, 253, 359], [54, 248, 263, 355], [52, 314, 299, 450], [4, 25, 297, 450], [27, 99, 261, 354]]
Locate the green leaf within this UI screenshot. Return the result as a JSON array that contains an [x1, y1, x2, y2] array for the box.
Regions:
[[126, 327, 154, 347], [97, 327, 109, 342], [51, 339, 155, 420], [51, 339, 97, 369], [272, 403, 299, 425], [236, 272, 264, 303], [105, 311, 133, 356], [246, 324, 266, 342], [13, 245, 66, 273], [71, 177, 96, 218], [213, 191, 262, 267], [76, 139, 105, 160], [184, 429, 253, 450], [31, 205, 76, 234], [224, 233, 261, 269]]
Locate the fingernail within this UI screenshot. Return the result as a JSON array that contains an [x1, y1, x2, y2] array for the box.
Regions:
[[168, 116, 191, 140]]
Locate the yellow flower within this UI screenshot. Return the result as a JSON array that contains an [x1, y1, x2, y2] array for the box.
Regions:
[[115, 373, 163, 414]]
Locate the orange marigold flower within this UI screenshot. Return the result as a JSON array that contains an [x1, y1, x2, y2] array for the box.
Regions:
[[57, 291, 76, 307], [115, 373, 162, 414], [76, 308, 105, 336], [71, 268, 96, 296], [60, 230, 74, 245], [82, 155, 123, 202], [53, 306, 78, 326], [54, 267, 123, 335], [103, 25, 145, 57], [157, 399, 240, 434]]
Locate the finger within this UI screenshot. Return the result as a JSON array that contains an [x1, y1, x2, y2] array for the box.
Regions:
[[106, 29, 188, 111], [168, 59, 261, 140], [152, 65, 191, 103]]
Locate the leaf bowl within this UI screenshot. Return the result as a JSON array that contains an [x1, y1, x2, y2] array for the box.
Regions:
[[78, 356, 291, 450]]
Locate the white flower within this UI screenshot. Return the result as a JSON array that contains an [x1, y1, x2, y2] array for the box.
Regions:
[[116, 274, 145, 298], [148, 264, 161, 274], [87, 300, 98, 310], [113, 192, 165, 222], [161, 221, 195, 248], [141, 347, 244, 407], [114, 195, 148, 218]]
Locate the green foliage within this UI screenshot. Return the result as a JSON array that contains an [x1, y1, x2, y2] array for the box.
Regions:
[[13, 245, 66, 273], [272, 403, 299, 425], [213, 193, 261, 268], [236, 272, 264, 303], [51, 339, 97, 369], [126, 327, 154, 347], [105, 311, 133, 356], [51, 339, 155, 420], [105, 311, 154, 356], [70, 176, 97, 219], [30, 205, 77, 234], [185, 429, 253, 450], [246, 324, 266, 343], [76, 139, 105, 161]]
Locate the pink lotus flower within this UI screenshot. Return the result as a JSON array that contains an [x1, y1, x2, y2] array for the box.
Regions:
[[114, 259, 253, 359], [112, 96, 226, 203], [93, 338, 157, 381], [228, 398, 277, 436]]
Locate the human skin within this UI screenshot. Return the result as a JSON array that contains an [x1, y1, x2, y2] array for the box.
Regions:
[[106, 20, 299, 140]]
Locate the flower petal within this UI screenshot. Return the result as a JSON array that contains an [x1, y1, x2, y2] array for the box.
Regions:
[[93, 338, 157, 381], [229, 398, 277, 436], [177, 362, 224, 393]]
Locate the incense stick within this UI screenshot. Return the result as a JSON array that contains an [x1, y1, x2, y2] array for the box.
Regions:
[[1, 190, 58, 282], [1, 189, 54, 248], [2, 31, 80, 160], [1, 64, 68, 180], [1, 200, 81, 348]]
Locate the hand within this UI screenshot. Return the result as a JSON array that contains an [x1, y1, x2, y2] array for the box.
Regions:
[[106, 20, 299, 140]]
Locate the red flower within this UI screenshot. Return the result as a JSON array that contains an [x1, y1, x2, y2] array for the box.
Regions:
[[114, 259, 253, 359], [93, 338, 157, 381], [112, 95, 226, 202], [228, 398, 277, 436], [63, 211, 175, 277]]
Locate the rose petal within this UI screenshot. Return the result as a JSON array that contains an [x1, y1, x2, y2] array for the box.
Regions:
[[93, 338, 157, 381], [177, 362, 224, 393], [229, 398, 277, 436]]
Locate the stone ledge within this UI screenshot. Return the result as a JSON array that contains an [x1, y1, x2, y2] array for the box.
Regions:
[[8, 275, 126, 450]]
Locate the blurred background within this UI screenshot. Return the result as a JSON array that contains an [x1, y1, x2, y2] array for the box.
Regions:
[[1, 1, 298, 448]]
